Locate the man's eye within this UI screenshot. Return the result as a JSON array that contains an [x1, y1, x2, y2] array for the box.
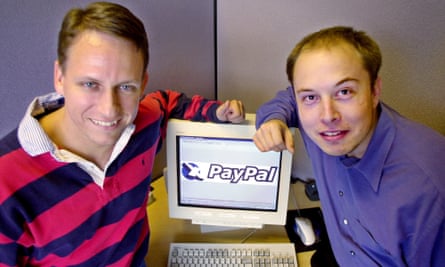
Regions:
[[302, 95, 318, 104], [337, 88, 354, 99], [83, 81, 97, 89], [339, 89, 350, 95], [120, 84, 137, 92]]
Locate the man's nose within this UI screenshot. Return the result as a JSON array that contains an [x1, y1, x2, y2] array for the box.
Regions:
[[321, 99, 340, 123], [98, 89, 119, 117]]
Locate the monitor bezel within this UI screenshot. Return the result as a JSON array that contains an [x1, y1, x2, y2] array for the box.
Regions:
[[166, 114, 293, 229]]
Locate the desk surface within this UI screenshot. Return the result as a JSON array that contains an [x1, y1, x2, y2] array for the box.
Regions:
[[145, 176, 319, 266]]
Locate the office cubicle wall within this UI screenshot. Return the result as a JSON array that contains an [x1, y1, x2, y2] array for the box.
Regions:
[[217, 0, 445, 135]]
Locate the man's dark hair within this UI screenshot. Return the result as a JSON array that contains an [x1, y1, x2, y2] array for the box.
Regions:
[[286, 26, 382, 88], [57, 2, 149, 74]]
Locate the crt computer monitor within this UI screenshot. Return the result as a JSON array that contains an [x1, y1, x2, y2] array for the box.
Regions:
[[165, 114, 293, 229]]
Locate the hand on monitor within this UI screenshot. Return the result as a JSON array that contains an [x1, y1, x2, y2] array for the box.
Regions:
[[253, 119, 295, 153], [216, 100, 245, 123]]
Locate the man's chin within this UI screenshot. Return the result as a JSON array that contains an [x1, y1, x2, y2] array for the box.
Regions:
[[318, 143, 349, 157], [88, 132, 122, 147]]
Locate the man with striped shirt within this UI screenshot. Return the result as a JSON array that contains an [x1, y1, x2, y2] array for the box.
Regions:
[[0, 2, 244, 266]]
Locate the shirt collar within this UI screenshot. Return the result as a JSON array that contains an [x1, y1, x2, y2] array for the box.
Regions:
[[18, 93, 64, 156]]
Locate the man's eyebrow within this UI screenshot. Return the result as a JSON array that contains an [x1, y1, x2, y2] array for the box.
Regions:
[[76, 76, 99, 83], [119, 80, 140, 85], [335, 77, 358, 87], [295, 88, 314, 94]]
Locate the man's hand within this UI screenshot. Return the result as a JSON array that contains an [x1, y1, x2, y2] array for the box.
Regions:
[[253, 119, 294, 153], [216, 100, 245, 123]]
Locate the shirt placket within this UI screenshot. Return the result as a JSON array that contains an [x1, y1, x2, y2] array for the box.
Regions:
[[335, 166, 362, 264]]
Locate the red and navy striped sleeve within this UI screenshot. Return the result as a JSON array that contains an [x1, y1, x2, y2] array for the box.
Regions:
[[142, 89, 222, 120], [137, 89, 223, 140]]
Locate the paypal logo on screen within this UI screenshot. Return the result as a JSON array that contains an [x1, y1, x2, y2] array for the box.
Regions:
[[180, 162, 277, 183], [181, 162, 204, 181]]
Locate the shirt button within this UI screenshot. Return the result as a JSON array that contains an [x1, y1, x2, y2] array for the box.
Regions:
[[338, 191, 344, 197], [343, 219, 349, 225], [350, 250, 356, 256]]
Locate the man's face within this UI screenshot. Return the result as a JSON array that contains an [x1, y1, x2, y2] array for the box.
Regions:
[[293, 43, 380, 158], [54, 30, 147, 150]]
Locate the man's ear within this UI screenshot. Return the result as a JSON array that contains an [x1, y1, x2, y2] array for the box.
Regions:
[[372, 76, 382, 108], [54, 60, 64, 95], [140, 71, 149, 98]]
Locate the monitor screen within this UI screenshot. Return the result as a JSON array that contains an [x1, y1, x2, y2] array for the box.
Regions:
[[166, 114, 293, 229], [178, 136, 281, 211]]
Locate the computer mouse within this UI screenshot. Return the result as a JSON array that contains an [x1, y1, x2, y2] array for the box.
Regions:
[[293, 216, 316, 246]]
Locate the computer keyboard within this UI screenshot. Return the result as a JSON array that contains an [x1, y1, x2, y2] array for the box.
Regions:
[[168, 242, 298, 267]]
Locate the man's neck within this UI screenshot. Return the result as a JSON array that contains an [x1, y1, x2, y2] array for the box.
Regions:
[[39, 108, 113, 170]]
